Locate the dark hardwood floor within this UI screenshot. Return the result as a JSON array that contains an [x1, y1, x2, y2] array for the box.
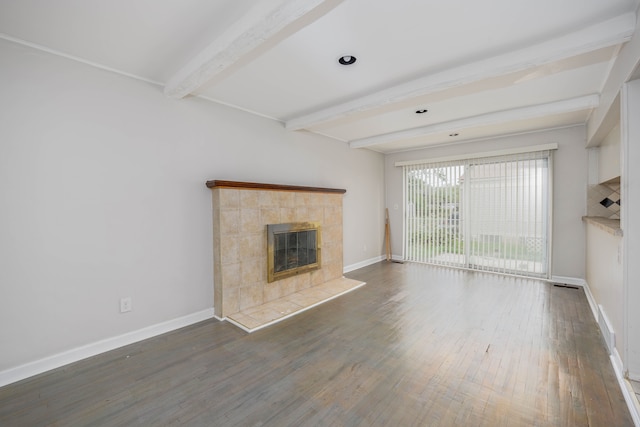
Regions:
[[0, 262, 633, 426]]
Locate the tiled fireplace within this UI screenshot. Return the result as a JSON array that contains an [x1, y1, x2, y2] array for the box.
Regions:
[[207, 180, 353, 322]]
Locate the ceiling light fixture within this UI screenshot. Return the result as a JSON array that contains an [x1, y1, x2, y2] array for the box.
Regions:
[[415, 109, 428, 114], [338, 55, 357, 65]]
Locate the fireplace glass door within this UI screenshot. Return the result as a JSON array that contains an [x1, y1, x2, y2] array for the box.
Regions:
[[268, 222, 321, 282]]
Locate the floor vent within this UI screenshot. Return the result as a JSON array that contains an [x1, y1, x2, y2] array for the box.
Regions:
[[552, 283, 580, 290]]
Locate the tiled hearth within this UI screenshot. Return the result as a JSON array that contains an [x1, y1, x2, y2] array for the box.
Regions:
[[207, 180, 365, 332], [227, 277, 365, 332]]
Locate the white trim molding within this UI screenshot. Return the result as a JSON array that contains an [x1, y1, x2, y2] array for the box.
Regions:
[[0, 308, 216, 388], [353, 96, 596, 149], [552, 275, 598, 319], [343, 255, 386, 273], [614, 354, 640, 427], [287, 13, 633, 131], [164, 0, 344, 98], [577, 279, 640, 426]]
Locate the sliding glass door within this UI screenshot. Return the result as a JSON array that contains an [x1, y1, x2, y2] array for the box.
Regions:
[[403, 150, 551, 278]]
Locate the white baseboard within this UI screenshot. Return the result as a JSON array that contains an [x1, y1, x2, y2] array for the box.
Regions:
[[573, 280, 639, 426], [0, 308, 215, 388], [580, 280, 599, 322], [551, 275, 599, 319], [343, 255, 386, 273], [612, 352, 640, 427], [577, 280, 611, 349], [598, 304, 617, 355], [612, 347, 624, 379]]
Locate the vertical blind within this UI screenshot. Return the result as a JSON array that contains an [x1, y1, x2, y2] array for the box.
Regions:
[[403, 149, 551, 278]]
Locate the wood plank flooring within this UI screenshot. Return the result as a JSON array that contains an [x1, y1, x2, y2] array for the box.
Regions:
[[0, 262, 634, 426]]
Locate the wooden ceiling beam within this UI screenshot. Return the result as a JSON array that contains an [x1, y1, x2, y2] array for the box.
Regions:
[[287, 13, 635, 132], [349, 94, 600, 149], [164, 0, 344, 99]]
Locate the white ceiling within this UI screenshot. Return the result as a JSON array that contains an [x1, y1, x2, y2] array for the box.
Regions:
[[1, 0, 638, 153]]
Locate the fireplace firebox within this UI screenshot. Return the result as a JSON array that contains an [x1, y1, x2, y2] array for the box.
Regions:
[[267, 222, 321, 283]]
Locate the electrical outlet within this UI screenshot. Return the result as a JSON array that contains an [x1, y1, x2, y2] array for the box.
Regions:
[[120, 297, 132, 313]]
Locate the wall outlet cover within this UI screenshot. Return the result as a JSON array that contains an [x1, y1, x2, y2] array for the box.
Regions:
[[120, 297, 132, 313]]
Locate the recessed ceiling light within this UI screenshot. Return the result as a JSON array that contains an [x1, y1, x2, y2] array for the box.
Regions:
[[338, 55, 357, 65], [449, 133, 459, 137], [415, 109, 428, 114]]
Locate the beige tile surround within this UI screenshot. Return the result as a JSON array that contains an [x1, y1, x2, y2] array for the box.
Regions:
[[208, 181, 364, 329]]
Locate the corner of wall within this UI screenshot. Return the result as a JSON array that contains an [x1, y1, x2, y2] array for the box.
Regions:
[[343, 255, 385, 273]]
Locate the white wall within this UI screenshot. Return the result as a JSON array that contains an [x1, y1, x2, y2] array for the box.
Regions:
[[622, 78, 640, 379], [585, 224, 623, 357], [599, 125, 622, 183], [0, 39, 384, 373], [384, 126, 588, 280]]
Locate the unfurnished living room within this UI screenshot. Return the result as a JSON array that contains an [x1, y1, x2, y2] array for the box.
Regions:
[[2, 1, 640, 426]]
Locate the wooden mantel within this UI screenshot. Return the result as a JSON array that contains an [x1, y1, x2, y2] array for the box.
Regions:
[[206, 180, 346, 194]]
